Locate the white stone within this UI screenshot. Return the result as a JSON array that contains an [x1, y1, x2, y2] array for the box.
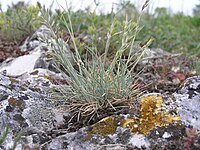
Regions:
[[0, 49, 41, 76]]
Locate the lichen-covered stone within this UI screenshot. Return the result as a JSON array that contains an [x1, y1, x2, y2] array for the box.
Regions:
[[175, 76, 200, 130], [86, 94, 180, 138], [0, 68, 67, 149]]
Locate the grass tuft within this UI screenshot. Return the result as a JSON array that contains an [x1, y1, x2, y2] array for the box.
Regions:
[[39, 1, 151, 125]]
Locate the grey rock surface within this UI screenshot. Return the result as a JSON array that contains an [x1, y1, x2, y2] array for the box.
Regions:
[[0, 68, 68, 149], [48, 127, 150, 150], [175, 76, 200, 130]]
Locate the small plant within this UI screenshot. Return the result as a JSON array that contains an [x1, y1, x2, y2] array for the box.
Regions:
[[0, 126, 22, 150], [39, 1, 151, 125], [0, 126, 9, 145]]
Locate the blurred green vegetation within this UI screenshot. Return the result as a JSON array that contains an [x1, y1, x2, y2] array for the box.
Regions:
[[0, 1, 41, 43], [138, 7, 200, 57], [0, 0, 199, 58], [54, 1, 200, 58]]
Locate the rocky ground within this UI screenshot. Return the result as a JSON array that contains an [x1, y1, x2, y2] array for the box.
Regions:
[[0, 26, 200, 150]]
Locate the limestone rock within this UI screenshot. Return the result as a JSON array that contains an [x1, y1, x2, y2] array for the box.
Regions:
[[175, 76, 200, 130]]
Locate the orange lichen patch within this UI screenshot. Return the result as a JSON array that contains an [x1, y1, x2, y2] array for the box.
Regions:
[[30, 70, 39, 75], [86, 95, 180, 137], [122, 119, 135, 127], [37, 75, 49, 79], [138, 95, 180, 134], [42, 75, 49, 79], [9, 78, 19, 84], [8, 97, 24, 107]]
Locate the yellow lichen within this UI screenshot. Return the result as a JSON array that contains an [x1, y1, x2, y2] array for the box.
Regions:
[[138, 95, 180, 134], [122, 119, 135, 128], [86, 95, 180, 138]]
